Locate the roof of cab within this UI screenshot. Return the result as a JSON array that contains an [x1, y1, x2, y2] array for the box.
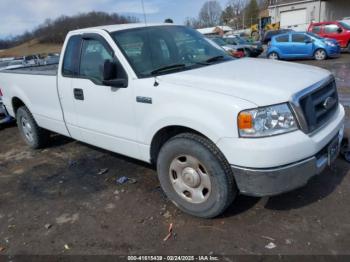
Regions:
[[70, 23, 178, 34]]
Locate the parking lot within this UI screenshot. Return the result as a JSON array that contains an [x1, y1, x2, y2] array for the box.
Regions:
[[1, 54, 350, 256]]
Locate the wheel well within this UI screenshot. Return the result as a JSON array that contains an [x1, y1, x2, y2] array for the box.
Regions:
[[268, 51, 279, 57], [150, 126, 205, 165], [314, 48, 326, 54], [12, 97, 25, 115]]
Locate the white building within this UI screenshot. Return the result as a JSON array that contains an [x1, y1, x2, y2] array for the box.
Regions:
[[269, 0, 350, 31]]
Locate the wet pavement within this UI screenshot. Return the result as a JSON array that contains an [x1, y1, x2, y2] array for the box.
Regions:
[[0, 54, 350, 256]]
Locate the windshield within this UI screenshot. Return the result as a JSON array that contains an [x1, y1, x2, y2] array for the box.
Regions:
[[111, 26, 231, 78], [233, 36, 247, 44], [306, 32, 324, 40], [339, 21, 350, 30]]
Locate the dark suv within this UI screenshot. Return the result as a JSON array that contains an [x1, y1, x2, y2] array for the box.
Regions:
[[262, 29, 293, 45]]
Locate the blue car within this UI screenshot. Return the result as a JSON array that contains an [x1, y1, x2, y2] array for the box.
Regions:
[[267, 32, 340, 61]]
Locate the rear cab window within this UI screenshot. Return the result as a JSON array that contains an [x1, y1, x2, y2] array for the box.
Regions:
[[62, 35, 82, 77]]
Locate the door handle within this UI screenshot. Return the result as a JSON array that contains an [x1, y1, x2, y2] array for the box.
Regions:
[[74, 88, 84, 100]]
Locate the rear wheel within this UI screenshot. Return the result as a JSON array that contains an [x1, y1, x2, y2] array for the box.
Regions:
[[157, 133, 237, 218], [314, 49, 327, 60], [268, 52, 279, 60], [16, 106, 50, 149], [347, 42, 350, 53]]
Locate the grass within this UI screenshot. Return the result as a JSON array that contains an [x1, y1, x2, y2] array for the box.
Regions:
[[0, 39, 62, 58]]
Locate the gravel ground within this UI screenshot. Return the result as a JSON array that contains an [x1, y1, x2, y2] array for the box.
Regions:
[[0, 54, 349, 257]]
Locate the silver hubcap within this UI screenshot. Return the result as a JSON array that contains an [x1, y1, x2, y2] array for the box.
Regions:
[[269, 53, 278, 60], [21, 116, 34, 142], [169, 155, 211, 204], [315, 50, 326, 60]]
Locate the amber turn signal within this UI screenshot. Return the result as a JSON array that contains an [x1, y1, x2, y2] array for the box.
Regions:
[[238, 112, 253, 129]]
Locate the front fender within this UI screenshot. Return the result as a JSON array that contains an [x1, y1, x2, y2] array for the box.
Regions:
[[140, 95, 256, 146]]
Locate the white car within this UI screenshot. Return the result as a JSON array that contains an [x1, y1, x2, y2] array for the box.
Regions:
[[0, 24, 345, 218]]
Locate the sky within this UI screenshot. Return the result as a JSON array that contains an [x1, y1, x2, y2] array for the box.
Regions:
[[0, 0, 230, 39]]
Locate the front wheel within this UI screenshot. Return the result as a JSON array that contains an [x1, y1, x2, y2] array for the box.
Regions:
[[157, 133, 237, 218], [268, 52, 279, 60], [314, 49, 327, 60]]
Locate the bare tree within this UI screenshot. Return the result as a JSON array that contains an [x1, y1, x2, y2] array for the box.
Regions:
[[220, 0, 247, 29], [184, 17, 203, 29], [198, 1, 223, 27], [244, 0, 260, 27]]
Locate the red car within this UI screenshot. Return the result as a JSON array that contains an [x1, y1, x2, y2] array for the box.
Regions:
[[308, 21, 350, 52]]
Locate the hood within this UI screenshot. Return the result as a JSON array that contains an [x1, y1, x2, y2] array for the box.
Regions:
[[158, 58, 331, 106], [324, 38, 339, 44]]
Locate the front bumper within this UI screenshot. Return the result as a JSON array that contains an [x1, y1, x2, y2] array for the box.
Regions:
[[232, 129, 344, 197], [326, 46, 341, 57]]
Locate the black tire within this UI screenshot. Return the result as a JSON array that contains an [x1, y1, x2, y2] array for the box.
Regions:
[[347, 43, 350, 53], [157, 133, 237, 218], [16, 106, 50, 149]]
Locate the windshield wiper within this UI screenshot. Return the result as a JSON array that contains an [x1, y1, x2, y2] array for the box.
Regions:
[[205, 55, 225, 63], [151, 64, 186, 75]]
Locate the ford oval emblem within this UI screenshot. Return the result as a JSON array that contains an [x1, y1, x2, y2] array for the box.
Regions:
[[323, 97, 336, 110]]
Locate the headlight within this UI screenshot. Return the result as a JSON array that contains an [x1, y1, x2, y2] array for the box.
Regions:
[[326, 41, 336, 47], [238, 103, 298, 137]]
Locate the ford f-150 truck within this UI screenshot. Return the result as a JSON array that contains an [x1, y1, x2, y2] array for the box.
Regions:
[[0, 24, 345, 218]]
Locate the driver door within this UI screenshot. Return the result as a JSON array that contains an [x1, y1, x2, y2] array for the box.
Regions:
[[71, 34, 139, 157], [291, 34, 313, 57]]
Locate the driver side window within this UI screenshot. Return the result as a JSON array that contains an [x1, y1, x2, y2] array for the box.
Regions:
[[79, 39, 113, 84]]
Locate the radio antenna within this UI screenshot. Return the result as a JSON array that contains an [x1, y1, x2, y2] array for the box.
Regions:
[[141, 0, 148, 25], [140, 0, 158, 86]]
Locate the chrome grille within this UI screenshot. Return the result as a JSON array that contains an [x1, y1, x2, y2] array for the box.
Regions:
[[290, 76, 338, 134]]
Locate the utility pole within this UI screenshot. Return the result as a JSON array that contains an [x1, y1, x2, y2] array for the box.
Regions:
[[243, 11, 245, 29]]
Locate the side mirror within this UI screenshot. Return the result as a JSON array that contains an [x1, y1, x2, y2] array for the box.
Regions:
[[337, 28, 343, 33], [102, 60, 128, 88], [305, 39, 312, 44]]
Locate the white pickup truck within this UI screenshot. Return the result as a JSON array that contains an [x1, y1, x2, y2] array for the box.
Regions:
[[0, 24, 345, 218]]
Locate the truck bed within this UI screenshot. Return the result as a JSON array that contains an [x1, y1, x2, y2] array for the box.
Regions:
[[2, 64, 58, 76], [0, 63, 69, 136]]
